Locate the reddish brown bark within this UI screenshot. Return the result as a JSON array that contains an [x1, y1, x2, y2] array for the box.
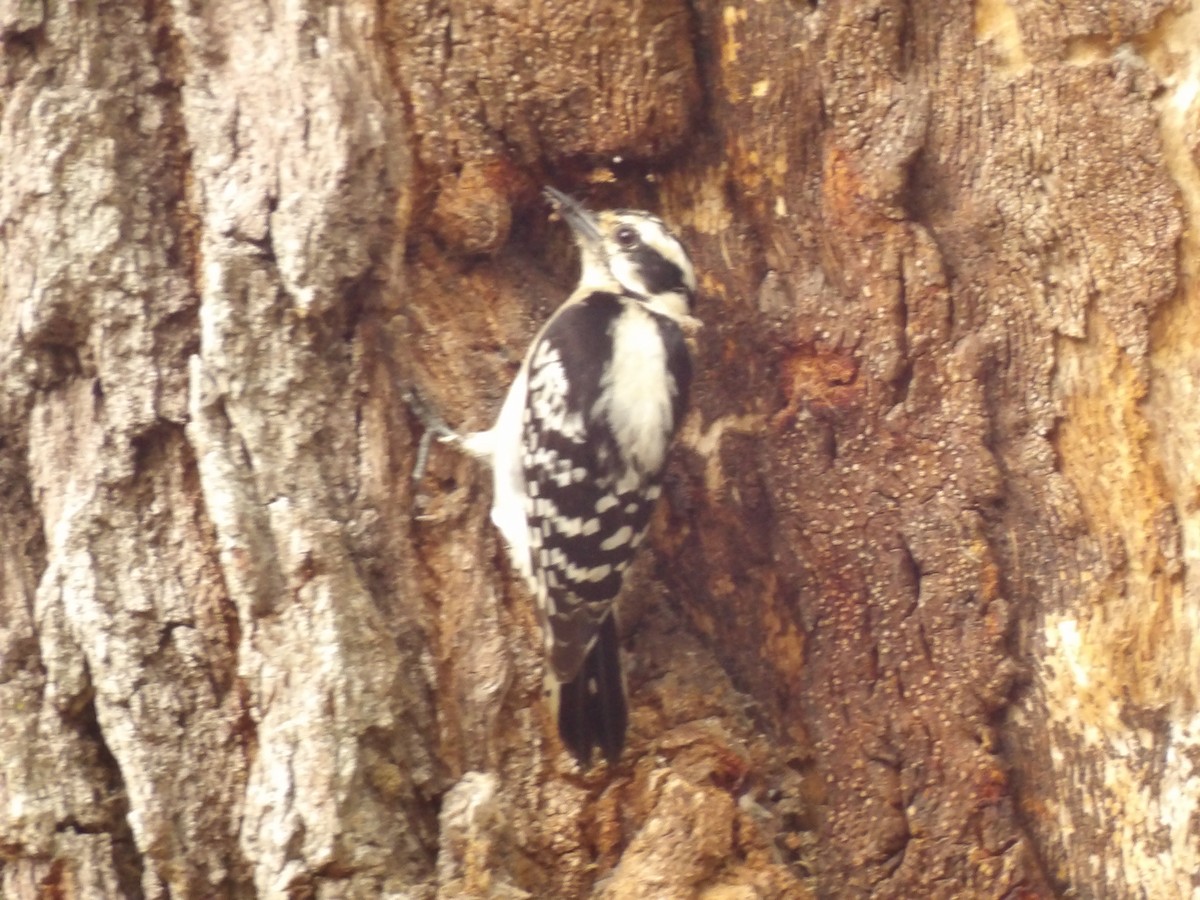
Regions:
[[1, 1, 1195, 897]]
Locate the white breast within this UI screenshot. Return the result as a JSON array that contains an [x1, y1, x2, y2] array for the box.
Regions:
[[599, 301, 675, 476]]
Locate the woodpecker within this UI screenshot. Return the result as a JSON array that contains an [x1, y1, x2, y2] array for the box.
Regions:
[[417, 187, 698, 765]]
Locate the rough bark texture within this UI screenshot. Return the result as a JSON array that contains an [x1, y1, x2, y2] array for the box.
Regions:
[[1, 0, 1196, 898]]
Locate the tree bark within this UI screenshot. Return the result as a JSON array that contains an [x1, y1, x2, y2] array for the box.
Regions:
[[1, 1, 1195, 898]]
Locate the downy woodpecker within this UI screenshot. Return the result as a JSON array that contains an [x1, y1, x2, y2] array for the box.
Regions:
[[422, 187, 698, 765]]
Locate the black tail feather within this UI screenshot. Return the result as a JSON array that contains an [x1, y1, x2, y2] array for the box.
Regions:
[[557, 615, 627, 766]]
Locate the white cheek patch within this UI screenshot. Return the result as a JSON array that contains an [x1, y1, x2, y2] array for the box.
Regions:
[[610, 255, 643, 296], [600, 525, 634, 551]]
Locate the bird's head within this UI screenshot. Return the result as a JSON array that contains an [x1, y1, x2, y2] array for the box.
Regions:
[[545, 187, 698, 326]]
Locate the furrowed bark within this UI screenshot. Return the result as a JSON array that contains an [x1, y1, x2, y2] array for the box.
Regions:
[[1, 1, 1195, 898]]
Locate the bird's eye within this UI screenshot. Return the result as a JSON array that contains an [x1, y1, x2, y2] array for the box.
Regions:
[[614, 225, 640, 249]]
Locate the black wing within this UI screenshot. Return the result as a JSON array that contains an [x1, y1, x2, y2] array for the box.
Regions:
[[520, 293, 655, 680], [521, 292, 689, 764]]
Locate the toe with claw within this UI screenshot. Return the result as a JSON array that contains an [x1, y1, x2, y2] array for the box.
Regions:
[[403, 385, 462, 483]]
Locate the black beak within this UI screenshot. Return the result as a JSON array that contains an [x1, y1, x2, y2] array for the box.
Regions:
[[543, 187, 603, 245]]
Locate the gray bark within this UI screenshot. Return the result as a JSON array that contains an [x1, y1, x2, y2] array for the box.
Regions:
[[1, 1, 1196, 898]]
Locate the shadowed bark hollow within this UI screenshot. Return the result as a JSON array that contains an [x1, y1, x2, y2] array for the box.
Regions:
[[1, 1, 1196, 898]]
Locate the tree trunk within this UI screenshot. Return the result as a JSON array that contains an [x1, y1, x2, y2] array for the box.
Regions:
[[1, 0, 1194, 897]]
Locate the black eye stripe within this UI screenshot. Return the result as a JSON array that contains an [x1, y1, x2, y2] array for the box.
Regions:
[[630, 245, 686, 296]]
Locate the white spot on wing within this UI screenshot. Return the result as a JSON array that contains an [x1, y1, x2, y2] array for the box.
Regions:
[[564, 562, 612, 583], [600, 525, 633, 551], [526, 343, 587, 442]]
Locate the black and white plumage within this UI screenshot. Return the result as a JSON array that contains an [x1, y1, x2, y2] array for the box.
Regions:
[[460, 187, 699, 765]]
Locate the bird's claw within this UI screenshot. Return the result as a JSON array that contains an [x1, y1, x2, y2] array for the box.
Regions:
[[404, 386, 460, 483]]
